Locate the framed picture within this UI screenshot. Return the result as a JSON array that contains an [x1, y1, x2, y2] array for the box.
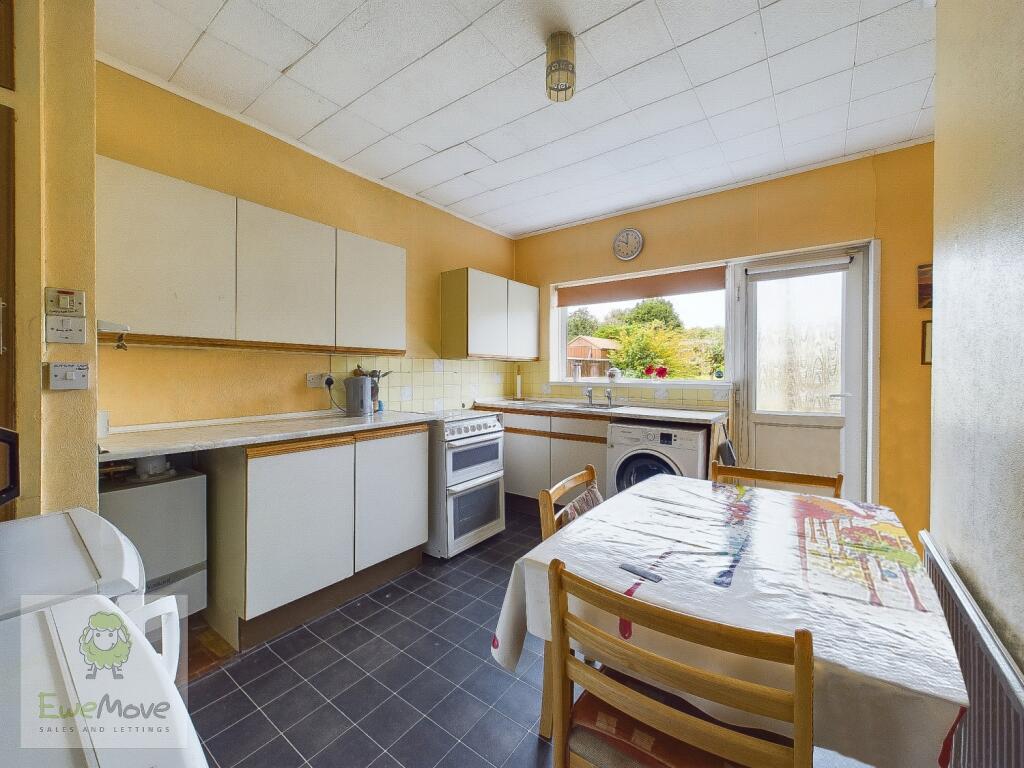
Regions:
[[921, 320, 933, 365], [917, 264, 932, 308]]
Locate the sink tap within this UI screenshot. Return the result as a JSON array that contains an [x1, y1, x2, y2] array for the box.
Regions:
[[605, 388, 613, 407], [585, 387, 594, 406]]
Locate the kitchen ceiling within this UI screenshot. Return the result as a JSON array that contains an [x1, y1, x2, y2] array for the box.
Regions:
[[96, 0, 936, 238]]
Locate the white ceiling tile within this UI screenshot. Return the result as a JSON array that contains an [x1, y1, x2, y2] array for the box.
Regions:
[[720, 125, 782, 161], [254, 0, 364, 41], [559, 80, 631, 132], [346, 27, 513, 133], [859, 0, 905, 19], [171, 34, 280, 112], [780, 103, 848, 145], [154, 0, 225, 28], [600, 137, 671, 172], [845, 111, 917, 154], [385, 144, 493, 192], [97, 0, 202, 80], [769, 25, 857, 92], [730, 148, 787, 178], [346, 136, 434, 178], [784, 131, 846, 167], [913, 107, 934, 139], [708, 96, 778, 142], [301, 108, 387, 161], [208, 0, 312, 70], [855, 1, 935, 65], [244, 76, 339, 137], [668, 143, 727, 173], [420, 175, 489, 206], [397, 58, 548, 151], [774, 70, 852, 122], [287, 0, 467, 107], [449, 0, 502, 21], [608, 51, 691, 109], [649, 119, 718, 156], [851, 40, 933, 100], [468, 106, 575, 161], [580, 1, 675, 77], [571, 39, 612, 92], [472, 0, 636, 67], [923, 77, 935, 108], [848, 77, 929, 128], [761, 0, 858, 56], [656, 0, 758, 46], [631, 90, 704, 134], [695, 61, 772, 116], [679, 13, 766, 86], [671, 163, 736, 194]]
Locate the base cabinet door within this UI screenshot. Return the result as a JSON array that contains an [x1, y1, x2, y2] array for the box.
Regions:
[[503, 431, 551, 499], [550, 437, 607, 504], [245, 443, 355, 618], [355, 428, 428, 571]]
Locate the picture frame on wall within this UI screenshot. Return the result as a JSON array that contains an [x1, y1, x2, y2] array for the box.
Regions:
[[917, 264, 932, 308], [922, 320, 933, 365]]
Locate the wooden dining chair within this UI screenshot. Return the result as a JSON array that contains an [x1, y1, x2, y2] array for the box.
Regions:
[[547, 558, 814, 768], [539, 464, 602, 541], [711, 460, 844, 499]]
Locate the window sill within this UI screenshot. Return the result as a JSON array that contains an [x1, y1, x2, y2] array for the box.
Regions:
[[551, 379, 732, 390]]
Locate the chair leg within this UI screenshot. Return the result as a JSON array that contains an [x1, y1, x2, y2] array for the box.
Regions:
[[538, 640, 553, 739]]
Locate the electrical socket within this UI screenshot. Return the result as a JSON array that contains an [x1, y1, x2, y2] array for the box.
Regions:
[[306, 372, 334, 389]]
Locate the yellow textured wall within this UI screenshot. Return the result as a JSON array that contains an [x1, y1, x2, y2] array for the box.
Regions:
[[514, 145, 934, 542], [95, 64, 514, 426]]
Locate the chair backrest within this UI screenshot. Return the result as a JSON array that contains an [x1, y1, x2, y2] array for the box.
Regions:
[[711, 459, 844, 498], [538, 464, 598, 540], [547, 559, 814, 768]]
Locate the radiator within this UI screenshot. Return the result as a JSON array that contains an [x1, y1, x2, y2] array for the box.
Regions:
[[921, 531, 1024, 767]]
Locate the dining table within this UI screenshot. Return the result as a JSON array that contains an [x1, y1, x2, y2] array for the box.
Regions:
[[491, 474, 968, 768]]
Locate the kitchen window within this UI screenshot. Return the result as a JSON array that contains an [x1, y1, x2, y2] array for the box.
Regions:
[[554, 265, 728, 384]]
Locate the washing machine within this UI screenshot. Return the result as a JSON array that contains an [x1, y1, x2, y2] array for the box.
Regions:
[[607, 422, 709, 496]]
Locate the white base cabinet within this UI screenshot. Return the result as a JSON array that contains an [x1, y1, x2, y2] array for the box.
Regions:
[[550, 437, 607, 504], [354, 427, 429, 571]]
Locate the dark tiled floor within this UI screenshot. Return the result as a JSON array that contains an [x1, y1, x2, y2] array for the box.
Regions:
[[186, 503, 549, 768]]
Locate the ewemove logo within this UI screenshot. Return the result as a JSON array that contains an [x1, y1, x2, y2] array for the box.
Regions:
[[79, 612, 132, 680]]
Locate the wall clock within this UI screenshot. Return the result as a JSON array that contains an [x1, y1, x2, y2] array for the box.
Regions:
[[613, 228, 643, 261]]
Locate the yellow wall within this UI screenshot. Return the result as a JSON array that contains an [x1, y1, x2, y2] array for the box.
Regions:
[[95, 64, 514, 426], [514, 144, 934, 542]]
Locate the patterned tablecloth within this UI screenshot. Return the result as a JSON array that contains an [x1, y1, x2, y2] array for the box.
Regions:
[[492, 475, 968, 768]]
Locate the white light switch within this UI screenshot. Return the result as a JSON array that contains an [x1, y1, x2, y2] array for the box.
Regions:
[[48, 362, 89, 390], [45, 315, 87, 344], [44, 287, 86, 317]]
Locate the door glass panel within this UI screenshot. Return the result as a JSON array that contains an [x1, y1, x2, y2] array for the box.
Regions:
[[453, 481, 500, 539], [755, 271, 843, 414], [451, 441, 500, 472]]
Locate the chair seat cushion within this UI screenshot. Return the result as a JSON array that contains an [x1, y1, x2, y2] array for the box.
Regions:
[[562, 480, 603, 524], [569, 667, 790, 768]]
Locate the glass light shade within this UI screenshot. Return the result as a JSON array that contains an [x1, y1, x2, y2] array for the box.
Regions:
[[546, 31, 575, 102]]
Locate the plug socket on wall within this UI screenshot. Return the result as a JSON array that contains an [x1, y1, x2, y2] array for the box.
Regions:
[[306, 372, 334, 389]]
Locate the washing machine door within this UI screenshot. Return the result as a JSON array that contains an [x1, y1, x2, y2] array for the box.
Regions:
[[615, 451, 680, 493]]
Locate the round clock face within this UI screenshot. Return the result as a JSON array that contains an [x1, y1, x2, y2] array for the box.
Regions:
[[613, 228, 643, 261]]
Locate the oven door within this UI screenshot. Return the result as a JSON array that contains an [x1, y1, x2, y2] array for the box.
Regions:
[[447, 470, 505, 557], [445, 432, 503, 486]]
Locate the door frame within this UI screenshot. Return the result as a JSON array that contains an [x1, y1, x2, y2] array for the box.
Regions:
[[726, 239, 881, 503]]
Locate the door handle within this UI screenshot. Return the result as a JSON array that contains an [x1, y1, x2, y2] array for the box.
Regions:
[[828, 393, 853, 398]]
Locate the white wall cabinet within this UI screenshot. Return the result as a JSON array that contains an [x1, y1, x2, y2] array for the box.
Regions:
[[507, 279, 540, 359], [96, 155, 236, 339], [337, 230, 406, 351], [468, 269, 509, 358], [354, 427, 429, 571], [245, 442, 355, 618], [236, 200, 336, 347]]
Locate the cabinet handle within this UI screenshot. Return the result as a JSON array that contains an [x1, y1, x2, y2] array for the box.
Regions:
[[0, 297, 6, 355]]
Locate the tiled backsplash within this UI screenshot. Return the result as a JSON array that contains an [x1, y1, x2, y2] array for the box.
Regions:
[[329, 355, 516, 412]]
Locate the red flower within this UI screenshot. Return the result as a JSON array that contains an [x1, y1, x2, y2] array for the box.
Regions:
[[644, 365, 655, 376], [655, 366, 668, 379]]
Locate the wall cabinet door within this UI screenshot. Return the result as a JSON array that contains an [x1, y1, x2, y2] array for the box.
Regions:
[[550, 437, 607, 505], [354, 429, 428, 571], [337, 230, 406, 351], [507, 279, 539, 359], [236, 199, 335, 346], [96, 155, 236, 339], [245, 443, 355, 618], [467, 269, 508, 358]]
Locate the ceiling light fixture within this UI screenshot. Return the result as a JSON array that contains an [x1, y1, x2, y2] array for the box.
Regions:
[[546, 31, 575, 102]]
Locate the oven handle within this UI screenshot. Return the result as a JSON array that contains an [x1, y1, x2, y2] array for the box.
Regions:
[[447, 469, 504, 496], [446, 431, 504, 449]]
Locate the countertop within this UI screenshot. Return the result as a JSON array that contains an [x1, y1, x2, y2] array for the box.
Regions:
[[98, 411, 437, 462], [473, 398, 727, 425]]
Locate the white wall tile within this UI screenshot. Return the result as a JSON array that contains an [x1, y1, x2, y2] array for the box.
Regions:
[[656, 0, 758, 45], [97, 0, 202, 80], [855, 1, 936, 64], [346, 136, 434, 178], [851, 40, 933, 100], [385, 144, 493, 192], [774, 70, 852, 122], [245, 76, 339, 138], [679, 13, 766, 86], [780, 103, 848, 145], [171, 34, 280, 112], [761, 0, 858, 56], [848, 77, 930, 128], [208, 0, 312, 70], [254, 0, 364, 42], [580, 0, 675, 77], [709, 96, 778, 142], [769, 25, 857, 92], [301, 108, 387, 161], [695, 61, 773, 116], [608, 51, 692, 109]]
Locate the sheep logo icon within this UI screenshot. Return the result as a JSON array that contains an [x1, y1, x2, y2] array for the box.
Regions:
[[79, 611, 132, 680]]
